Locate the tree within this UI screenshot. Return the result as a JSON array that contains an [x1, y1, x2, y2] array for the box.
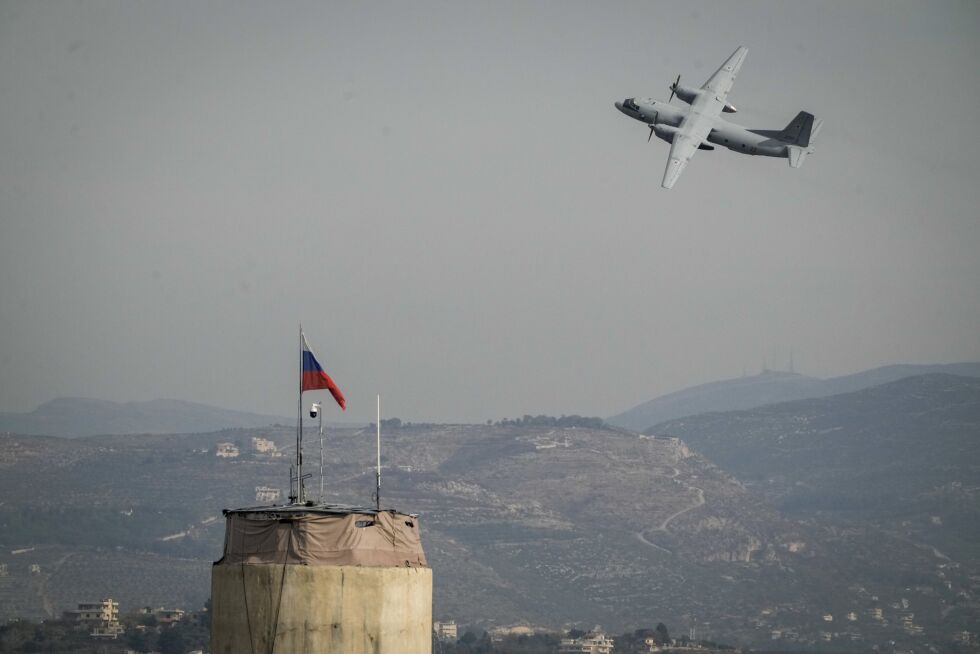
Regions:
[[655, 622, 670, 645], [200, 597, 212, 629], [475, 632, 493, 653], [159, 628, 186, 654], [126, 628, 152, 651]]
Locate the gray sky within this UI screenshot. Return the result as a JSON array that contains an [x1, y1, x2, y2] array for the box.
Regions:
[[1, 1, 978, 423]]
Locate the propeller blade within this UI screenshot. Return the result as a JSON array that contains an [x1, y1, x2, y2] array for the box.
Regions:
[[669, 74, 680, 103], [648, 125, 655, 142]]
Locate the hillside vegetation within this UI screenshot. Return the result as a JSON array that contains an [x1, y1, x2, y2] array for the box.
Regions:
[[1, 377, 977, 650]]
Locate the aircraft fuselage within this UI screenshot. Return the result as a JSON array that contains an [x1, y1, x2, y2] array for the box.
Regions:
[[615, 98, 789, 158]]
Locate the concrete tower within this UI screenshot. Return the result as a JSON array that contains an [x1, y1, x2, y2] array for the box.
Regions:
[[211, 504, 432, 654]]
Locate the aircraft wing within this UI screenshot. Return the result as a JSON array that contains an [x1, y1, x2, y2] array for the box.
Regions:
[[661, 46, 747, 189], [662, 117, 713, 189], [701, 46, 747, 105], [662, 133, 700, 189]]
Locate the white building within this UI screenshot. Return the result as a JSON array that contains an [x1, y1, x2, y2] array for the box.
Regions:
[[488, 624, 537, 640], [155, 607, 185, 624], [255, 486, 282, 503], [64, 599, 123, 639], [215, 442, 240, 458], [433, 620, 458, 642], [252, 437, 279, 455], [559, 631, 615, 654]]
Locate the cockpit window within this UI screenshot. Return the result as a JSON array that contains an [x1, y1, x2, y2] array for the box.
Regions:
[[624, 98, 639, 111]]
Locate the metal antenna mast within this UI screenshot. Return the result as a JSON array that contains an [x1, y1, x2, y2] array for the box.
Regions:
[[375, 394, 382, 512], [290, 325, 303, 504]]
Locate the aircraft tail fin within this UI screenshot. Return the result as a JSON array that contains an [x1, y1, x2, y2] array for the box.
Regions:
[[778, 111, 814, 147], [786, 116, 822, 168]]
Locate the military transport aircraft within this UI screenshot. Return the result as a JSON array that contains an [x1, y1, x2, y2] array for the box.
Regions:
[[615, 46, 823, 189]]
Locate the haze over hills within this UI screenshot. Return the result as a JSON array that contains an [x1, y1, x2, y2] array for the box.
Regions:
[[608, 362, 980, 431], [0, 397, 294, 437], [5, 362, 978, 438], [1, 375, 978, 650]]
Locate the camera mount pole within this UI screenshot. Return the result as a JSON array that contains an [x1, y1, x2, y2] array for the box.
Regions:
[[318, 406, 324, 503]]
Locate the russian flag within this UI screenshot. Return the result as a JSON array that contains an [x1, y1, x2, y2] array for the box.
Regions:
[[301, 332, 346, 410]]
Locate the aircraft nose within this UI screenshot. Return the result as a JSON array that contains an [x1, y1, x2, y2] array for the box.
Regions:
[[614, 101, 623, 111]]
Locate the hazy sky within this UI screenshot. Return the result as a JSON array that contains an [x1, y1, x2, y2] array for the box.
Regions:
[[1, 1, 978, 423]]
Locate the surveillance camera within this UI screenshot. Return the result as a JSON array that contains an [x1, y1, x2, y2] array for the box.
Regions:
[[309, 403, 320, 418]]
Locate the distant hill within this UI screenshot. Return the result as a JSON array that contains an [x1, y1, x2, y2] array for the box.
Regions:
[[0, 397, 292, 437], [649, 373, 980, 562], [2, 398, 978, 649], [608, 362, 980, 431]]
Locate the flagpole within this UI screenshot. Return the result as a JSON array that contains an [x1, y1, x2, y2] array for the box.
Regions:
[[297, 324, 304, 504], [295, 328, 344, 505], [375, 394, 381, 512]]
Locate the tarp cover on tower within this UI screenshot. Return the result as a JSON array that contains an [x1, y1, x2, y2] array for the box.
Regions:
[[217, 509, 427, 568]]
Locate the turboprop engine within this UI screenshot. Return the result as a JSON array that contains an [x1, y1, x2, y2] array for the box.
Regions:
[[649, 123, 679, 143], [670, 74, 737, 112], [668, 83, 701, 106]]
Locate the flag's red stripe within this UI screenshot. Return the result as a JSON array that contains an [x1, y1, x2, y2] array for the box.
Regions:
[[301, 371, 346, 410]]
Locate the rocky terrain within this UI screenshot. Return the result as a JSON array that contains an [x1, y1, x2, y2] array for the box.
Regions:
[[1, 376, 977, 651], [649, 373, 980, 648]]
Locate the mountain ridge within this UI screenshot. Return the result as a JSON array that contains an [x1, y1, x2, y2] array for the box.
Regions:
[[608, 361, 980, 431], [0, 397, 293, 437], [0, 374, 977, 650], [646, 372, 980, 560]]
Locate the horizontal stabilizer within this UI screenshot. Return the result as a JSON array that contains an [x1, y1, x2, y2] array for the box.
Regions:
[[810, 119, 824, 144], [787, 146, 808, 169]]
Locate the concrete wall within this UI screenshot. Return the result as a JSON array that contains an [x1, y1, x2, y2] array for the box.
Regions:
[[211, 563, 432, 654]]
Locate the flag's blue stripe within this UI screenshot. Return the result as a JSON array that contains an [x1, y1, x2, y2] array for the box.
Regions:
[[302, 350, 324, 373]]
